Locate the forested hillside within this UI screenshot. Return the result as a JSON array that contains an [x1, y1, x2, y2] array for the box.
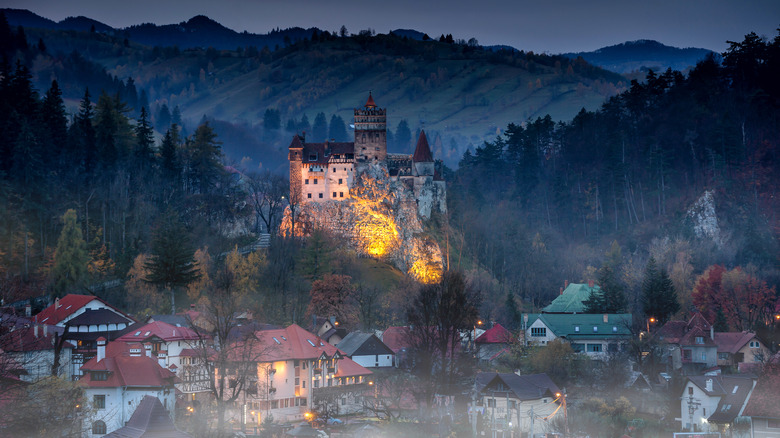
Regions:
[[451, 31, 779, 330], [7, 11, 627, 171]]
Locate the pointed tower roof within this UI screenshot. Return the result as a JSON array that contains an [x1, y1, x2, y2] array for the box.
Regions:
[[365, 92, 377, 108], [412, 130, 433, 162]]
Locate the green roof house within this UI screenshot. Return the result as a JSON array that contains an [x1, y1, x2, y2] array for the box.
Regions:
[[543, 281, 601, 313], [522, 313, 633, 358]]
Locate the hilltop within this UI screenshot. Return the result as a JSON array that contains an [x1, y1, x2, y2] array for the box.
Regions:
[[562, 39, 715, 73]]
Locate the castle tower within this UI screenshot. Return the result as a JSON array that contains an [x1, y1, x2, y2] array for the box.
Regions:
[[288, 134, 304, 204], [354, 92, 387, 162], [412, 130, 434, 176]]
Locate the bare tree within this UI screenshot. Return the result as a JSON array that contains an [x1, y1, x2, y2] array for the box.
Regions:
[[246, 170, 288, 235]]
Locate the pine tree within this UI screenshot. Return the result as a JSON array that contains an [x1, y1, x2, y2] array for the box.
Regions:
[[144, 210, 200, 314], [134, 107, 155, 167], [42, 80, 68, 170], [641, 257, 680, 324], [51, 209, 90, 297], [328, 114, 348, 142], [312, 112, 328, 141], [395, 119, 411, 152]]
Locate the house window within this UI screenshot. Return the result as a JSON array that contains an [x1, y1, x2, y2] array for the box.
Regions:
[[318, 193, 323, 198], [683, 349, 692, 361], [701, 352, 707, 361], [593, 326, 598, 332], [314, 380, 319, 388], [572, 343, 584, 352], [295, 377, 299, 385], [300, 397, 307, 406], [92, 371, 108, 381], [341, 398, 347, 405], [487, 399, 496, 407], [587, 344, 602, 353], [94, 395, 106, 410], [768, 419, 780, 428], [689, 387, 694, 395], [305, 179, 309, 184], [574, 326, 579, 332], [531, 327, 546, 337], [92, 420, 106, 435], [612, 326, 618, 333], [508, 400, 516, 409], [750, 341, 760, 348], [302, 381, 306, 388], [719, 352, 729, 360], [695, 336, 704, 344]]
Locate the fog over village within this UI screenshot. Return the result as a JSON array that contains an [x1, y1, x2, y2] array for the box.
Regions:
[[0, 3, 778, 438]]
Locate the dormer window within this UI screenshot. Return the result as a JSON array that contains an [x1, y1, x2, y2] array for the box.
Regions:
[[593, 326, 598, 332], [695, 336, 704, 344], [309, 153, 318, 161], [574, 326, 580, 332]]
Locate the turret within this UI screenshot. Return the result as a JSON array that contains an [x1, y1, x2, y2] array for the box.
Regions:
[[288, 134, 305, 204], [412, 130, 434, 176], [354, 92, 387, 162]]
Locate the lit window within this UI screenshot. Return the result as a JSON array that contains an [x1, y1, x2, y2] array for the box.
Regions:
[[593, 326, 598, 332], [574, 326, 579, 332]]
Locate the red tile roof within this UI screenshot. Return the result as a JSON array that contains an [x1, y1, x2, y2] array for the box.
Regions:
[[476, 323, 515, 344], [713, 332, 756, 354], [381, 326, 411, 353], [412, 130, 433, 162], [80, 342, 178, 388], [335, 357, 373, 378], [365, 93, 377, 108], [743, 367, 780, 418], [115, 321, 200, 343], [0, 326, 74, 352], [656, 312, 712, 345], [34, 294, 96, 325]]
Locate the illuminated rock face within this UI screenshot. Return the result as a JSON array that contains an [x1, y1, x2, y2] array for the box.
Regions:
[[281, 163, 443, 283]]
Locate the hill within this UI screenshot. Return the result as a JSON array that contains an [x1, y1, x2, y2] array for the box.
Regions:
[[17, 20, 627, 169], [562, 39, 715, 73]]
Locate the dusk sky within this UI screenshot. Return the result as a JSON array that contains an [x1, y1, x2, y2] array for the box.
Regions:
[[2, 0, 778, 54]]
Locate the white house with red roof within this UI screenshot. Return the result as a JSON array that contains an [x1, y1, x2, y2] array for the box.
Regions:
[[229, 324, 372, 425], [475, 323, 515, 364], [80, 338, 178, 437], [114, 320, 208, 396], [0, 323, 74, 381], [34, 294, 136, 379]]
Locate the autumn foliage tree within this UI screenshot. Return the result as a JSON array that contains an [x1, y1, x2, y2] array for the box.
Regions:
[[306, 274, 358, 328], [693, 265, 777, 331]]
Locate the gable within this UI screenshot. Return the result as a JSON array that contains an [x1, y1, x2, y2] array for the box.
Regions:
[[352, 335, 395, 356]]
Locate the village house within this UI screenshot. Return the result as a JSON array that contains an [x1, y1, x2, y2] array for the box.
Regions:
[[474, 323, 514, 365], [523, 313, 633, 358], [678, 374, 756, 433], [471, 372, 562, 438], [741, 369, 780, 438], [656, 313, 720, 373], [713, 331, 771, 371], [336, 332, 395, 368], [228, 324, 372, 426], [34, 294, 136, 379], [102, 395, 192, 438], [80, 338, 178, 437]]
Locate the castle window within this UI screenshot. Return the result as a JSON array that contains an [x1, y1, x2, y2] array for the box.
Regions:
[[305, 179, 309, 184], [313, 179, 318, 184], [375, 147, 380, 151], [309, 153, 317, 161], [333, 192, 337, 198], [307, 193, 312, 199], [319, 193, 323, 198], [340, 192, 344, 198], [338, 179, 343, 184]]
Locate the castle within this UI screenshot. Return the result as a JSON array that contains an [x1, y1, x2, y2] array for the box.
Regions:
[[288, 93, 446, 218]]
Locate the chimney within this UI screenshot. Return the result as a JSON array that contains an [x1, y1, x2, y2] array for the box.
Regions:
[[34, 324, 39, 338], [564, 280, 569, 289], [96, 337, 106, 362], [603, 314, 608, 323], [559, 287, 563, 295], [705, 378, 713, 392], [588, 280, 594, 288], [144, 343, 152, 357], [710, 325, 714, 340], [55, 297, 60, 309], [25, 304, 31, 317], [43, 325, 47, 337]]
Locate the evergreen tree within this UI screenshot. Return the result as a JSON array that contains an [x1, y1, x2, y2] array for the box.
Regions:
[[328, 114, 348, 142], [395, 119, 411, 152], [186, 121, 224, 194], [312, 112, 328, 141], [263, 108, 281, 130], [41, 80, 68, 170], [156, 103, 171, 131], [134, 107, 155, 166], [51, 209, 90, 297], [160, 125, 181, 187], [298, 114, 311, 134], [144, 210, 200, 314], [72, 89, 96, 175], [641, 257, 680, 325]]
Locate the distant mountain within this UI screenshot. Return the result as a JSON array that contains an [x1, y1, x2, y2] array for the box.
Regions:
[[2, 8, 319, 50], [562, 39, 715, 74]]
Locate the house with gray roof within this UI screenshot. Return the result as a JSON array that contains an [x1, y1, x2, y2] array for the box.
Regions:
[[678, 374, 756, 433], [336, 332, 395, 368], [523, 313, 633, 359]]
